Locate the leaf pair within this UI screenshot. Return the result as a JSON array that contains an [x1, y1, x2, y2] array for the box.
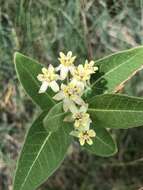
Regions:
[[13, 46, 143, 190]]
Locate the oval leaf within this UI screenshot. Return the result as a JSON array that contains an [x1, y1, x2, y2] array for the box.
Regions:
[[43, 102, 67, 132], [88, 94, 143, 129], [91, 46, 143, 95], [13, 112, 71, 190], [14, 52, 55, 110], [85, 125, 117, 157]]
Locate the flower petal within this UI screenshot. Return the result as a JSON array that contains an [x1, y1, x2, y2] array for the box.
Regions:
[[79, 138, 85, 146], [50, 81, 59, 92], [37, 74, 44, 82], [48, 64, 54, 72], [42, 67, 48, 74], [87, 138, 93, 145], [94, 66, 98, 71], [60, 66, 69, 80], [53, 91, 64, 101], [63, 99, 69, 112], [39, 81, 49, 93], [59, 52, 65, 59], [67, 51, 72, 57], [79, 104, 88, 113], [56, 64, 62, 71], [68, 101, 78, 113], [69, 65, 75, 74], [71, 56, 76, 63], [73, 96, 85, 105], [88, 129, 96, 137]]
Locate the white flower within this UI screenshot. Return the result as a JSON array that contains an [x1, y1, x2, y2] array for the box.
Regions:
[[73, 105, 92, 130], [56, 51, 76, 80], [37, 65, 59, 93], [71, 64, 91, 82], [64, 104, 92, 131], [71, 60, 98, 87], [70, 129, 96, 146], [84, 60, 98, 74], [53, 81, 85, 112]]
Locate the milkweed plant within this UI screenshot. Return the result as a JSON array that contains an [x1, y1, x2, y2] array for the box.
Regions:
[[13, 46, 143, 190]]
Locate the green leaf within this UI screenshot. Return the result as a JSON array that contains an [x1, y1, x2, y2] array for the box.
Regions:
[[88, 94, 143, 129], [91, 46, 143, 95], [43, 102, 67, 132], [85, 125, 117, 157], [14, 52, 55, 110], [13, 112, 71, 190]]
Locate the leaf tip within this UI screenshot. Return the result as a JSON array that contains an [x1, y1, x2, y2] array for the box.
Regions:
[[14, 52, 20, 64]]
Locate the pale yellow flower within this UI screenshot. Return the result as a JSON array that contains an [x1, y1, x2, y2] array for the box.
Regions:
[[71, 60, 98, 87], [37, 65, 59, 93], [73, 105, 91, 130], [71, 64, 91, 82], [64, 104, 92, 130], [70, 129, 96, 146], [56, 51, 76, 80], [84, 60, 98, 74], [53, 81, 85, 112]]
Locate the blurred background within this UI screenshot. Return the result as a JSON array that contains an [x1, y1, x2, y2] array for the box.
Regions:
[[0, 0, 143, 190]]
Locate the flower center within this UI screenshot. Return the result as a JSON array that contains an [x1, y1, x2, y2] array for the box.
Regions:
[[63, 85, 81, 98], [74, 68, 90, 81], [82, 131, 90, 140], [62, 58, 73, 66], [43, 73, 57, 82]]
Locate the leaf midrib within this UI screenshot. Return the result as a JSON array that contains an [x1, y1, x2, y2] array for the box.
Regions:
[[92, 50, 142, 88], [20, 132, 52, 190], [96, 135, 114, 152], [88, 108, 143, 113]]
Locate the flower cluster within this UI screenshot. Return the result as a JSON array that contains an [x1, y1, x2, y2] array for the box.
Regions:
[[37, 51, 98, 146]]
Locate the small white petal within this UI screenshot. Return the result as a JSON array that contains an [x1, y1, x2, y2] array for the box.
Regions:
[[60, 66, 69, 80], [61, 83, 66, 90], [42, 67, 48, 74], [69, 65, 75, 74], [73, 96, 85, 105], [50, 81, 59, 92], [53, 91, 64, 101], [48, 64, 54, 72], [82, 121, 90, 131], [79, 138, 85, 146], [67, 51, 72, 57], [68, 101, 78, 113], [70, 104, 78, 114], [39, 81, 49, 93], [85, 60, 88, 64], [37, 74, 44, 82], [56, 64, 62, 71], [63, 99, 69, 112], [87, 138, 93, 145], [59, 52, 65, 59], [80, 104, 88, 113], [88, 129, 96, 137]]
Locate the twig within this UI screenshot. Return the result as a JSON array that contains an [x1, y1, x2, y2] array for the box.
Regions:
[[103, 157, 143, 168], [80, 0, 93, 59]]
